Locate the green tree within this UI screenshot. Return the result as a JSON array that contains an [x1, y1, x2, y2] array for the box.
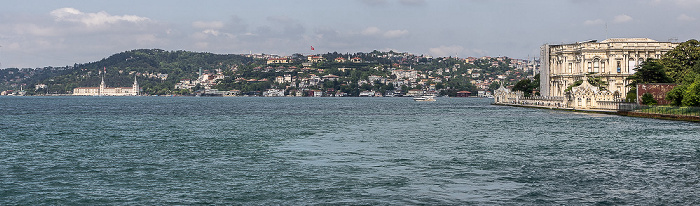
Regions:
[[627, 59, 673, 85], [512, 74, 540, 97], [488, 81, 501, 93], [661, 39, 700, 82], [625, 60, 673, 102], [666, 84, 686, 106], [661, 40, 700, 106], [681, 76, 700, 106], [641, 93, 658, 105], [512, 78, 533, 97]]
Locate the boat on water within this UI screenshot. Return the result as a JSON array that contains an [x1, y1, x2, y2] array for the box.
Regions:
[[413, 96, 436, 101]]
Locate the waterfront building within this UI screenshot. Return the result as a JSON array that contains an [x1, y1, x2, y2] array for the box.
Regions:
[[35, 84, 47, 91], [540, 38, 678, 97], [73, 75, 140, 96], [263, 89, 285, 97], [496, 38, 679, 110]]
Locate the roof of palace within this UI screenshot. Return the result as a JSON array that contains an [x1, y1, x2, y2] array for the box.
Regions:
[[600, 38, 658, 43]]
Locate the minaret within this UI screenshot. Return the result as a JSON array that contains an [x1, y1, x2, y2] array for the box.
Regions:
[[99, 73, 105, 96], [132, 75, 139, 96]]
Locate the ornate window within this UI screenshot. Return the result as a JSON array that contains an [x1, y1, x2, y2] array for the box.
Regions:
[[593, 59, 600, 73], [586, 98, 591, 106]]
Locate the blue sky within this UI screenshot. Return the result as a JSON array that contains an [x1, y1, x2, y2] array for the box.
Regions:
[[1, 0, 699, 68]]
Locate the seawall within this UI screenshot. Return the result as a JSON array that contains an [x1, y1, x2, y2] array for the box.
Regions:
[[493, 103, 700, 122]]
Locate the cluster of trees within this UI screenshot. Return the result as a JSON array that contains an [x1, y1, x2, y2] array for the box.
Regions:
[[511, 74, 540, 97], [626, 39, 700, 106]]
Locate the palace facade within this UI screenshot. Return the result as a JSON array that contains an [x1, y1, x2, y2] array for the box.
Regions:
[[540, 38, 678, 97], [496, 38, 679, 110], [73, 76, 140, 96]]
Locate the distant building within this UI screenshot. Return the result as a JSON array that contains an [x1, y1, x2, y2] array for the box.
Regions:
[[307, 56, 325, 63], [308, 90, 323, 97], [456, 91, 472, 97], [392, 70, 418, 81], [73, 75, 140, 96], [267, 58, 290, 64], [406, 89, 423, 97], [334, 57, 347, 63], [322, 74, 339, 81], [35, 84, 47, 91], [263, 89, 285, 97]]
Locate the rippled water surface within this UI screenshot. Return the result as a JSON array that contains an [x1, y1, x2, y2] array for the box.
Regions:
[[1, 96, 699, 205]]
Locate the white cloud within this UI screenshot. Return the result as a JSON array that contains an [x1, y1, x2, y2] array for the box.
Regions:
[[361, 27, 381, 35], [613, 14, 633, 23], [677, 14, 697, 21], [50, 7, 150, 27], [203, 29, 221, 36], [429, 45, 464, 57], [584, 19, 605, 25], [361, 27, 408, 38], [12, 23, 58, 37], [383, 29, 409, 38], [192, 21, 224, 29]]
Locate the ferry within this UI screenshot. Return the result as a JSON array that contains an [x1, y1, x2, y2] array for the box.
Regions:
[[413, 96, 436, 102]]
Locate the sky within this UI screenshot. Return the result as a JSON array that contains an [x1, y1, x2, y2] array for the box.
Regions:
[[1, 0, 699, 69]]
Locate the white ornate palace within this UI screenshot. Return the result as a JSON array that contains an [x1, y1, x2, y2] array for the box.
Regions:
[[496, 38, 679, 110], [540, 38, 678, 97], [73, 75, 140, 96]]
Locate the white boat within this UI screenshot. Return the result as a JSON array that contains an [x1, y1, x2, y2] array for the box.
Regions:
[[413, 96, 436, 101]]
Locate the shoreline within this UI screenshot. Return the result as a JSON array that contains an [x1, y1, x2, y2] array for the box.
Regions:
[[493, 103, 700, 122]]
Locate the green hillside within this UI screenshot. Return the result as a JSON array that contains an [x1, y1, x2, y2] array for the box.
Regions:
[[8, 49, 254, 95]]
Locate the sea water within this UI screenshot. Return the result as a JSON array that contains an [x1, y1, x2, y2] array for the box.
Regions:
[[1, 96, 699, 205]]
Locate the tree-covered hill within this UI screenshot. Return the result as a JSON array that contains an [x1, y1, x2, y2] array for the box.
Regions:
[[10, 49, 254, 95], [2, 48, 533, 97]]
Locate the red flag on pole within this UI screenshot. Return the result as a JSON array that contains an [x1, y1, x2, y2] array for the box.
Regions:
[[310, 46, 314, 50]]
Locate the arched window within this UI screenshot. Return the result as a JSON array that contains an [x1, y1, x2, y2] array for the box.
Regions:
[[617, 61, 621, 73]]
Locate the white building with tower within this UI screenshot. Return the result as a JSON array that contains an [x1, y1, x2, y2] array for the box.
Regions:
[[73, 73, 140, 96]]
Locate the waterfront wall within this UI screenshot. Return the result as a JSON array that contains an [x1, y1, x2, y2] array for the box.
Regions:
[[637, 83, 677, 105], [495, 79, 626, 111]]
